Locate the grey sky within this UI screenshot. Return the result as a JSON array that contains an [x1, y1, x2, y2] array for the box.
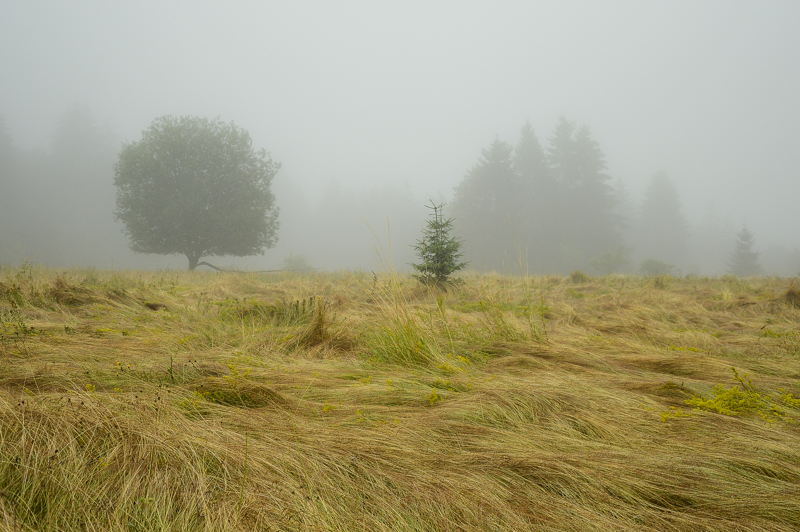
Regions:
[[2, 1, 799, 253]]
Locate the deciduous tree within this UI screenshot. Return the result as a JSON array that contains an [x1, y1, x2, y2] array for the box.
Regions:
[[114, 116, 279, 270]]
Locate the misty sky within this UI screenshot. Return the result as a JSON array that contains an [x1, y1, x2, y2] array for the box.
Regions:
[[2, 1, 799, 254]]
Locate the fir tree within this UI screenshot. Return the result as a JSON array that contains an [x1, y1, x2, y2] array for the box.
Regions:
[[411, 201, 468, 288], [727, 226, 763, 276]]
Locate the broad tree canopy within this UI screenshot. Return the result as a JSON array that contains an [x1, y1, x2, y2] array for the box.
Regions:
[[114, 116, 280, 270]]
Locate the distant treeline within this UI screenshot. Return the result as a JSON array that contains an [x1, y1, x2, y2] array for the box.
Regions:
[[449, 118, 799, 276], [451, 118, 621, 273], [0, 107, 134, 268], [1, 109, 798, 275]]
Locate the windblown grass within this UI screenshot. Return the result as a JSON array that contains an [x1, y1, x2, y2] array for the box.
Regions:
[[1, 264, 799, 531]]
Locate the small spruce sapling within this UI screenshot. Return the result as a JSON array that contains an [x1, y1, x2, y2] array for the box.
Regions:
[[411, 201, 468, 289]]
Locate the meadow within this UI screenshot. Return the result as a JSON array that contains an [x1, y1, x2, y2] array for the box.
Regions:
[[1, 264, 799, 531]]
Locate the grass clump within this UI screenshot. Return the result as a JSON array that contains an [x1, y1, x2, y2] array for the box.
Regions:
[[365, 318, 441, 366], [785, 283, 800, 308], [193, 377, 288, 409], [48, 276, 98, 307], [217, 296, 318, 326]]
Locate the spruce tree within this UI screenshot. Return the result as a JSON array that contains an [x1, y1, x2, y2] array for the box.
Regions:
[[570, 125, 620, 261], [411, 201, 468, 288], [451, 138, 516, 269], [727, 226, 763, 276], [513, 121, 548, 186], [513, 122, 555, 271], [546, 117, 621, 269], [547, 116, 578, 186], [636, 172, 690, 266]]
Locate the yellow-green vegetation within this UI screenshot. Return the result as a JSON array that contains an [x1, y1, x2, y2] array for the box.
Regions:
[[1, 264, 800, 531]]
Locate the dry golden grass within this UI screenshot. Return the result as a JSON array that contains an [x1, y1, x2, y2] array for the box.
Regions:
[[1, 264, 799, 531]]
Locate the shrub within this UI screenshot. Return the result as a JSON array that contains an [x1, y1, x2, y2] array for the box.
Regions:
[[570, 270, 591, 283], [640, 259, 676, 276], [589, 246, 630, 275], [282, 253, 315, 272]]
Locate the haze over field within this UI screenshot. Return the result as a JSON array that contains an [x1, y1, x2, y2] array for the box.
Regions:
[[1, 1, 799, 274]]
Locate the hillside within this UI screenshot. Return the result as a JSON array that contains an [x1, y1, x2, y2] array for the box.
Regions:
[[1, 265, 799, 531]]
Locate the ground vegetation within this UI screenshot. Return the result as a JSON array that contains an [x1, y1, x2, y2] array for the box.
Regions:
[[1, 265, 799, 530]]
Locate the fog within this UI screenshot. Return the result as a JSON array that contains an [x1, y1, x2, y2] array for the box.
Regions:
[[1, 1, 799, 275]]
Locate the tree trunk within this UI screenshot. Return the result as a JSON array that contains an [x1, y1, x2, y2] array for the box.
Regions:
[[187, 254, 200, 271]]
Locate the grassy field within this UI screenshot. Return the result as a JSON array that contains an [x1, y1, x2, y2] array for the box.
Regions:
[[1, 264, 799, 531]]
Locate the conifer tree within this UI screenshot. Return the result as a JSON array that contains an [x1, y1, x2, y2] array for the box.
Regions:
[[513, 121, 548, 186], [727, 226, 763, 276], [546, 117, 620, 269], [570, 125, 619, 261], [636, 172, 690, 266], [451, 117, 621, 274], [451, 138, 516, 269], [411, 201, 468, 288], [547, 116, 578, 186], [513, 122, 555, 270]]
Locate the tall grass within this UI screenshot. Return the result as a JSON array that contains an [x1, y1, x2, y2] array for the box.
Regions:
[[1, 265, 799, 530]]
